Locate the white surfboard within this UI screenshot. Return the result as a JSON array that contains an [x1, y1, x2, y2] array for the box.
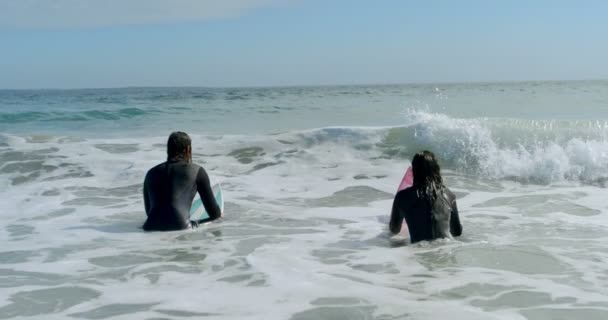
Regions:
[[189, 183, 224, 221]]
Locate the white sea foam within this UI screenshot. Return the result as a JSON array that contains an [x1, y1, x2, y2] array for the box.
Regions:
[[1, 125, 608, 319]]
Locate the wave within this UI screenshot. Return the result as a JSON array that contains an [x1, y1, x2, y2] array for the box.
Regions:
[[0, 107, 154, 123], [270, 110, 608, 184], [3, 109, 608, 185]]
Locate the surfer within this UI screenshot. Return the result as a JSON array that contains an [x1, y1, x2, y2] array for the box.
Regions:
[[142, 132, 222, 231], [389, 151, 462, 243]]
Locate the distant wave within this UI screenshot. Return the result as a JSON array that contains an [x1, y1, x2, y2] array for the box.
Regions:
[[0, 107, 153, 123]]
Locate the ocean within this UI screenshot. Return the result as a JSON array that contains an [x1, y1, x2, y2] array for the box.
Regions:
[[1, 81, 608, 319]]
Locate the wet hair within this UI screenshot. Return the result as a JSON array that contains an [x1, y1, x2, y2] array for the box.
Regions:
[[167, 131, 192, 162], [411, 150, 443, 199]]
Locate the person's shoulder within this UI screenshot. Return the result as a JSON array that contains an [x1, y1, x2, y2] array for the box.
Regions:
[[189, 162, 203, 172], [172, 161, 201, 171], [146, 162, 166, 175], [396, 186, 417, 199], [146, 162, 165, 180], [188, 163, 207, 176]]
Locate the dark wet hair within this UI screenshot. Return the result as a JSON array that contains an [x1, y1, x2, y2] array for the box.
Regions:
[[412, 150, 443, 197], [167, 131, 192, 161]]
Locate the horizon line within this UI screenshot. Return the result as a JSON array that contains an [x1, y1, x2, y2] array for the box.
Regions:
[[1, 78, 607, 91]]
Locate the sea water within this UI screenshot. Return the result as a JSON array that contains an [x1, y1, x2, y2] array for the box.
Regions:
[[1, 81, 608, 319]]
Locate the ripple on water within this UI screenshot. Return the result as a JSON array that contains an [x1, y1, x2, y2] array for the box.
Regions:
[[62, 197, 124, 207], [0, 269, 69, 288], [470, 290, 576, 311], [436, 282, 530, 300], [520, 307, 608, 320], [88, 248, 208, 268], [89, 253, 159, 268], [228, 146, 265, 164], [131, 265, 201, 284], [67, 184, 142, 198], [288, 186, 392, 208], [155, 309, 219, 317], [290, 297, 378, 320], [0, 148, 93, 185], [0, 250, 40, 264], [5, 224, 35, 240], [0, 148, 61, 162], [416, 244, 568, 274], [473, 194, 600, 216], [0, 286, 101, 318], [348, 262, 400, 274], [41, 188, 61, 196], [231, 236, 289, 257], [69, 303, 157, 319], [94, 143, 140, 154], [0, 161, 57, 174]]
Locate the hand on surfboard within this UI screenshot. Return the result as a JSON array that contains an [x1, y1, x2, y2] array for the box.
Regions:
[[190, 183, 224, 222]]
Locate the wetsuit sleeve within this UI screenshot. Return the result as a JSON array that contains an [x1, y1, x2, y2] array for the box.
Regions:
[[449, 195, 463, 237], [196, 167, 222, 221], [389, 193, 403, 234], [143, 172, 151, 216]]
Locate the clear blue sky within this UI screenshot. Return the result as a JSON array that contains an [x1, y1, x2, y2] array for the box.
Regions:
[[0, 0, 607, 89]]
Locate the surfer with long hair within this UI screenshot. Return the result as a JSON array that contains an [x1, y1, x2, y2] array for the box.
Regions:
[[143, 132, 222, 231], [389, 150, 462, 243]]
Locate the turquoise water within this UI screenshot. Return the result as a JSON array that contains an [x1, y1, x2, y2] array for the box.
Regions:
[[1, 81, 608, 319], [2, 80, 608, 136]]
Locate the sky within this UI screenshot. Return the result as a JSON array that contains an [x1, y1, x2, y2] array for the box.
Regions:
[[0, 0, 607, 89]]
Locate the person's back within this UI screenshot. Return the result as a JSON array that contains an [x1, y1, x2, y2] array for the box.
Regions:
[[143, 132, 221, 231], [389, 150, 463, 243], [391, 186, 461, 243]]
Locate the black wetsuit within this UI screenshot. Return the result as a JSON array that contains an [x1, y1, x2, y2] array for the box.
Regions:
[[389, 186, 462, 243], [143, 159, 221, 231]]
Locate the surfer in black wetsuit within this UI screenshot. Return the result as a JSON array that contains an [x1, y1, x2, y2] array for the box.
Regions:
[[143, 132, 222, 231], [389, 151, 462, 243]]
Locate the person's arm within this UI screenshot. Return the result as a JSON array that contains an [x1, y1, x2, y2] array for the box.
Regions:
[[449, 195, 463, 237], [195, 167, 222, 222], [143, 172, 151, 216], [389, 194, 403, 234]]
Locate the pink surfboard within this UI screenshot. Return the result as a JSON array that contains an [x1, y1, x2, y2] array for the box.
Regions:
[[396, 166, 413, 232], [398, 166, 414, 192]]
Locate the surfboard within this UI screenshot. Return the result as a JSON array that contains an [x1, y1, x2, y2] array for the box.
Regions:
[[395, 166, 413, 232], [397, 166, 414, 192], [189, 183, 224, 221]]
